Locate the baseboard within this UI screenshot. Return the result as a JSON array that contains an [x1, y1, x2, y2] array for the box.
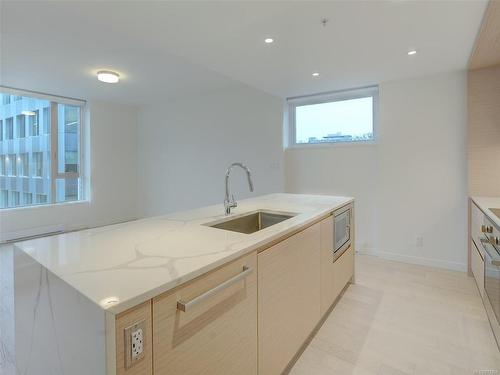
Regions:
[[356, 249, 467, 272]]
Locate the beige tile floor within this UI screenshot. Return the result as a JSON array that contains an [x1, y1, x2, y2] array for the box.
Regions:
[[290, 254, 500, 375]]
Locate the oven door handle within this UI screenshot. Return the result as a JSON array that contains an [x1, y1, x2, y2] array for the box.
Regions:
[[481, 238, 500, 266]]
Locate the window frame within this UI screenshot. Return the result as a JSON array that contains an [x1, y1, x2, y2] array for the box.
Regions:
[[0, 86, 86, 209], [286, 85, 379, 148]]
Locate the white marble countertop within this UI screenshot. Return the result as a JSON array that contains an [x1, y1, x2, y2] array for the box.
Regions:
[[14, 193, 353, 314], [471, 196, 500, 228]]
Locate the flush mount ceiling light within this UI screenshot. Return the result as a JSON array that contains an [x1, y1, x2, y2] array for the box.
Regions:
[[407, 49, 417, 56], [264, 38, 274, 44], [312, 72, 320, 77], [97, 70, 120, 83]]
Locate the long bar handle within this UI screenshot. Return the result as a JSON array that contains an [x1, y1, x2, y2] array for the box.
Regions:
[[481, 238, 500, 266], [177, 266, 253, 312]]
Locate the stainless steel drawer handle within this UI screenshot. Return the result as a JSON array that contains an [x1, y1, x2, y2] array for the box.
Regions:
[[481, 238, 500, 266], [177, 266, 253, 312]]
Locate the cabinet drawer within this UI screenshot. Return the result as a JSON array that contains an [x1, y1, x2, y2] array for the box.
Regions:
[[471, 239, 484, 296], [332, 245, 354, 300], [153, 252, 257, 375]]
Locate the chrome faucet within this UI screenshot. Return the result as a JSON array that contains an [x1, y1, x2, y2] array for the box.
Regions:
[[224, 162, 254, 215]]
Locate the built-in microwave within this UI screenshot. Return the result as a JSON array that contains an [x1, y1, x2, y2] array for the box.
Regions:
[[333, 206, 351, 260]]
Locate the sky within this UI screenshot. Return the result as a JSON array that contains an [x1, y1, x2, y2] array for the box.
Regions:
[[295, 96, 373, 143]]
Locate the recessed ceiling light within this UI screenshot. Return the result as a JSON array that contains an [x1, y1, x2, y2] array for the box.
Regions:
[[264, 38, 274, 44], [312, 72, 320, 77], [407, 49, 417, 56], [97, 70, 120, 83]]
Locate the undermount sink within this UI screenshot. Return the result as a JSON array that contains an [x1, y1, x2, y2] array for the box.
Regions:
[[490, 208, 500, 220], [206, 210, 296, 234]]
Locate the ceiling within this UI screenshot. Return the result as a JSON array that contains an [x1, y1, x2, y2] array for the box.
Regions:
[[0, 1, 488, 105]]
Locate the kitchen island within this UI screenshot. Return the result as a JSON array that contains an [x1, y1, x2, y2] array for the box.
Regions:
[[8, 193, 354, 375]]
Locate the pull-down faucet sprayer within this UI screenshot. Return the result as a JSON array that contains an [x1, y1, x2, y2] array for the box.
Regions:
[[224, 162, 254, 215]]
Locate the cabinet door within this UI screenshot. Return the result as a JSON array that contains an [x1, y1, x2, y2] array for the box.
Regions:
[[258, 223, 321, 375], [153, 252, 257, 375], [471, 201, 485, 251], [471, 239, 484, 296], [320, 215, 336, 316]]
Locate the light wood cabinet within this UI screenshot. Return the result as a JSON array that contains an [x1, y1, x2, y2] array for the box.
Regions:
[[333, 245, 354, 300], [114, 206, 356, 375], [258, 223, 321, 375], [320, 215, 336, 315], [152, 252, 257, 375], [320, 209, 355, 316], [471, 239, 484, 296], [115, 301, 153, 375]]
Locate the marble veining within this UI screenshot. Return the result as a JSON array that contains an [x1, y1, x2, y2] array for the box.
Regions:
[[14, 193, 353, 315], [0, 246, 107, 375]]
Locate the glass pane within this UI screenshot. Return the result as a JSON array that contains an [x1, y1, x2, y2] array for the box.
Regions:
[[8, 154, 16, 176], [0, 155, 5, 175], [5, 117, 13, 139], [0, 190, 8, 208], [58, 104, 80, 174], [56, 178, 80, 203], [23, 192, 32, 205], [10, 191, 20, 207], [0, 92, 52, 208], [295, 96, 374, 144], [16, 114, 26, 138]]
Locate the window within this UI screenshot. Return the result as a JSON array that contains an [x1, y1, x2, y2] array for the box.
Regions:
[[29, 110, 40, 136], [43, 107, 50, 134], [10, 191, 20, 207], [16, 115, 25, 138], [23, 192, 32, 205], [32, 152, 43, 177], [8, 154, 16, 176], [19, 153, 29, 176], [36, 194, 47, 204], [0, 190, 7, 208], [5, 118, 13, 139], [58, 105, 80, 173], [0, 155, 5, 175], [0, 120, 3, 141], [287, 86, 378, 146], [0, 88, 86, 209]]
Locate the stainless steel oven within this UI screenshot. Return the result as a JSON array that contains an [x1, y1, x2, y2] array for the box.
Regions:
[[481, 217, 500, 348], [333, 206, 351, 260]]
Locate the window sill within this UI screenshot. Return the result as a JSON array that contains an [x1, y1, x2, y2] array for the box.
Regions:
[[0, 199, 89, 213], [285, 140, 377, 150]]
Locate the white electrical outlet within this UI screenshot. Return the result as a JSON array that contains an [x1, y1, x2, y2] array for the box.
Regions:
[[124, 319, 146, 369], [131, 328, 144, 359], [416, 235, 424, 247]]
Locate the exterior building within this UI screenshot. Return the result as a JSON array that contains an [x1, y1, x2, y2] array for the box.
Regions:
[[0, 93, 79, 209]]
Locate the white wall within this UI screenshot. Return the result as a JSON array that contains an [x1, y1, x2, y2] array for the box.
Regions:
[[0, 101, 138, 241], [286, 71, 468, 271], [137, 83, 284, 217]]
